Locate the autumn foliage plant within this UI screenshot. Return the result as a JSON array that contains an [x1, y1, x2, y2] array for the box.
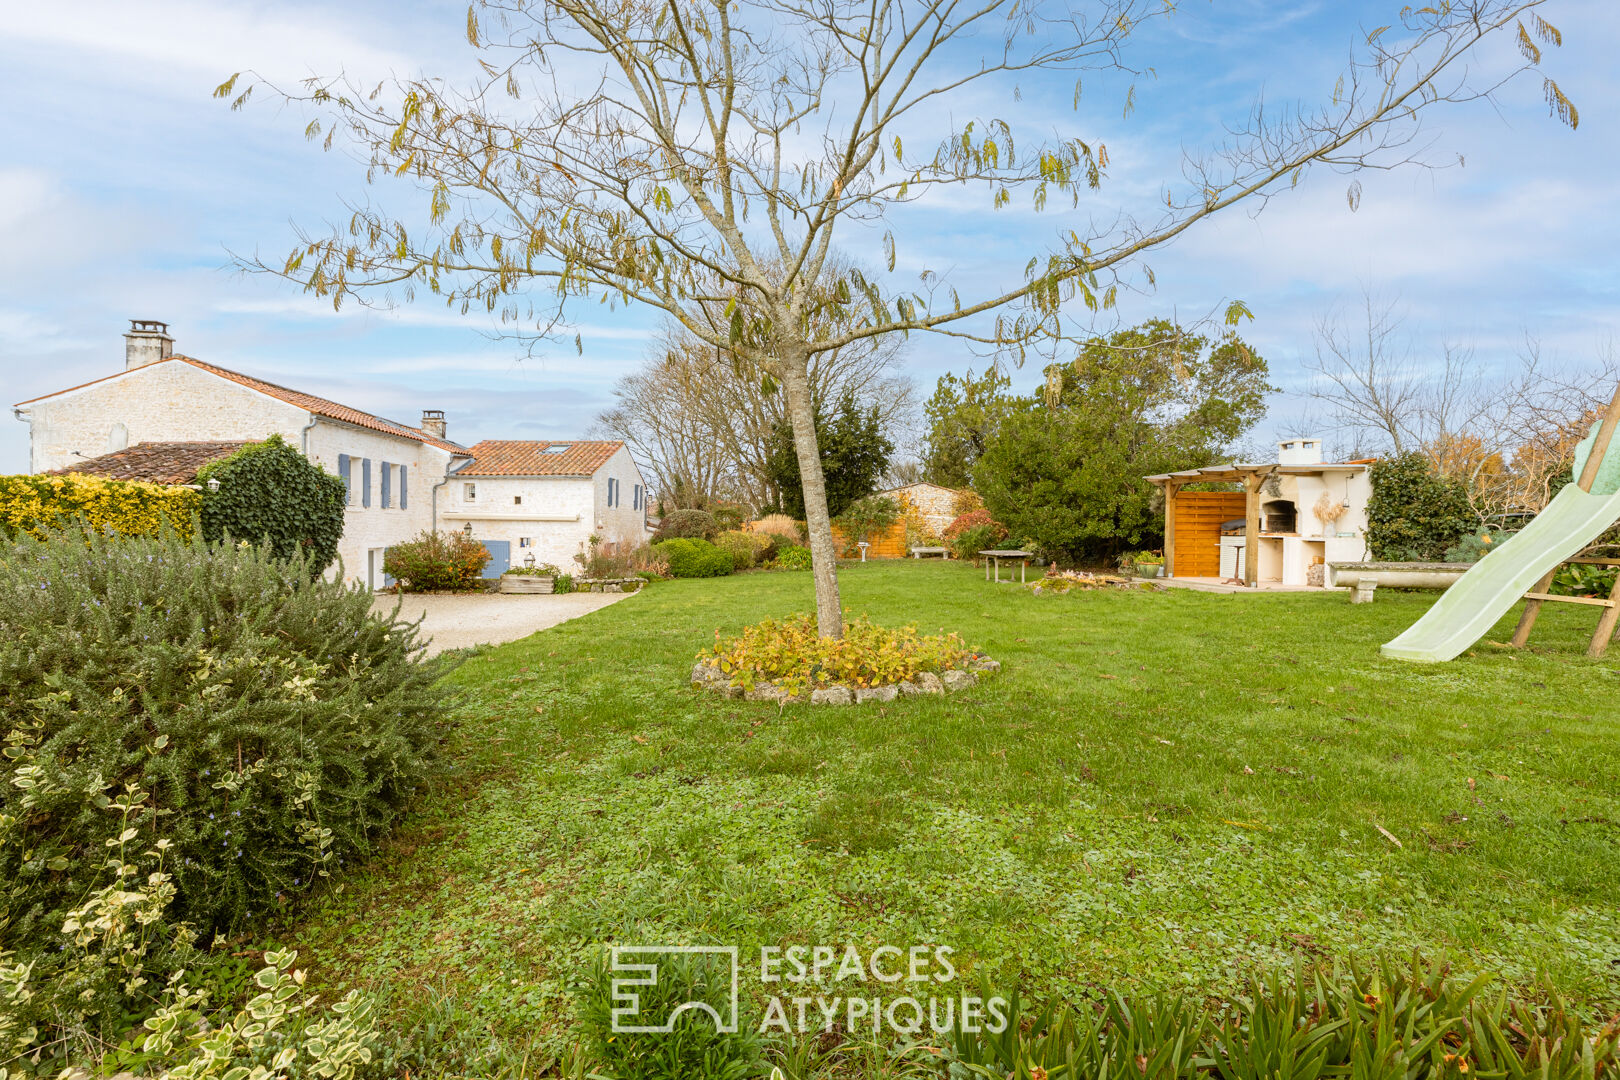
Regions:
[[701, 613, 974, 695], [383, 529, 493, 591]]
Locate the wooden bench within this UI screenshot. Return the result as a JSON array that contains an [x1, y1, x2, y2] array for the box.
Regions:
[[980, 548, 1033, 583], [910, 546, 949, 559]]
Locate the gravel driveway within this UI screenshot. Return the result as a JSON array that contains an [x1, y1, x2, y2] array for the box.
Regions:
[[372, 590, 632, 656]]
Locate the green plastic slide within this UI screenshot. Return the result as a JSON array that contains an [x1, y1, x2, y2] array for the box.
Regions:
[[1380, 419, 1620, 663]]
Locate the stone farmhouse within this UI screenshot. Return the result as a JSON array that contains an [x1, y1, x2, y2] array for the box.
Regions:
[[11, 320, 649, 587]]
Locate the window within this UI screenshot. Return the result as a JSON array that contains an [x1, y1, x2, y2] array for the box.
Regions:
[[607, 478, 618, 507], [633, 483, 641, 511], [463, 482, 477, 502], [519, 537, 532, 547], [514, 495, 522, 505], [542, 444, 570, 454]]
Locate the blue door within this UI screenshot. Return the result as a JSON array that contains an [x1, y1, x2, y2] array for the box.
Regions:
[[481, 540, 510, 578]]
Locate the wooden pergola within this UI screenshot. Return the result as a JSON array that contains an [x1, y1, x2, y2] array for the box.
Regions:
[[1144, 463, 1368, 587]]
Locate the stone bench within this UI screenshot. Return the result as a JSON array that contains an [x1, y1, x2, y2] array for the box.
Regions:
[[910, 546, 949, 559], [1328, 562, 1471, 603]]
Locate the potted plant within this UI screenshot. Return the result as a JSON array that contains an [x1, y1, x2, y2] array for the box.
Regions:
[[501, 560, 569, 594], [1134, 551, 1165, 578]]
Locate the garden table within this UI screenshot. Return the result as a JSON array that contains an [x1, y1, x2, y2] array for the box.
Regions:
[[980, 549, 1033, 584], [910, 546, 949, 559]]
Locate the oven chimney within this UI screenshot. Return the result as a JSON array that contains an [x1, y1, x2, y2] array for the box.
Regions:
[[124, 319, 174, 370], [1277, 437, 1323, 466], [420, 409, 447, 440]]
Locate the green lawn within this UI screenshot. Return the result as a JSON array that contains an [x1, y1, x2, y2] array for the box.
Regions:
[[278, 561, 1620, 1071]]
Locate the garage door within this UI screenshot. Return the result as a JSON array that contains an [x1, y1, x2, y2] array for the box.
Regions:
[[1172, 492, 1246, 578]]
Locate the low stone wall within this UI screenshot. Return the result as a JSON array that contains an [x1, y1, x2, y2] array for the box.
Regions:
[[576, 576, 646, 593], [690, 656, 1000, 705]]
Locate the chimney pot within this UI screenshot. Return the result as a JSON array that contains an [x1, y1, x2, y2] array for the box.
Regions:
[[1277, 437, 1324, 466], [420, 409, 447, 440], [124, 319, 174, 370]]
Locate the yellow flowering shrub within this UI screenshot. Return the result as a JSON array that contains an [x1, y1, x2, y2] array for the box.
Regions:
[[0, 473, 200, 541], [701, 612, 975, 694]]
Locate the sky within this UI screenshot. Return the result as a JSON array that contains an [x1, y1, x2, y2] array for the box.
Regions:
[[2, 0, 1616, 475]]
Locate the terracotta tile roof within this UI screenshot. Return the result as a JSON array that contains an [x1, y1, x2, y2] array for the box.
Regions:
[[44, 441, 249, 485], [14, 356, 467, 455], [176, 358, 467, 453], [459, 440, 623, 477]]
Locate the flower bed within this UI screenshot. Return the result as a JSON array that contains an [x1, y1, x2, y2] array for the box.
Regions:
[[691, 613, 998, 705]]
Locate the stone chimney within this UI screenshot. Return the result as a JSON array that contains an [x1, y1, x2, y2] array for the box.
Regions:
[[420, 409, 447, 440], [1277, 437, 1324, 466], [124, 319, 174, 370]]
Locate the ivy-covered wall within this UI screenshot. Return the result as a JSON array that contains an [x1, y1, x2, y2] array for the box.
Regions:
[[0, 473, 200, 540], [198, 435, 347, 573]]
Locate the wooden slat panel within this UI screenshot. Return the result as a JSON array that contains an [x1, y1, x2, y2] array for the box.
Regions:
[[1172, 491, 1245, 578]]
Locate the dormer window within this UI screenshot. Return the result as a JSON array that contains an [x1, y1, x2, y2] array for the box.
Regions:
[[542, 444, 570, 454]]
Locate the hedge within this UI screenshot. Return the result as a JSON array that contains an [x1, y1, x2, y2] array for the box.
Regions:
[[654, 537, 735, 577], [0, 473, 200, 541]]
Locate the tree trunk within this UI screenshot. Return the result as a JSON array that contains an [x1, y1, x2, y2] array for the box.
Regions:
[[779, 352, 844, 638]]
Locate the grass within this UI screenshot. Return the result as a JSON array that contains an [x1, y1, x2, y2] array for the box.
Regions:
[[269, 560, 1620, 1071]]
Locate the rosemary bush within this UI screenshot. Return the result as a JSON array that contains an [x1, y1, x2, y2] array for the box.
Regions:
[[0, 528, 453, 946]]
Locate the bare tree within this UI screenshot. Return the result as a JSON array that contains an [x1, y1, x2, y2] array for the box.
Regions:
[[597, 316, 916, 510], [222, 0, 1575, 636], [1313, 294, 1619, 519]]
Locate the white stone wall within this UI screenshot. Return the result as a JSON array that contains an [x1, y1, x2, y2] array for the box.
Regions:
[[17, 359, 458, 588], [441, 475, 596, 572], [304, 422, 455, 588], [438, 448, 648, 574], [594, 447, 649, 554], [21, 362, 309, 472]]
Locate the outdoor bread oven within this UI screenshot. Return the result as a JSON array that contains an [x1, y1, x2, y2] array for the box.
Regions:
[[1261, 499, 1297, 534]]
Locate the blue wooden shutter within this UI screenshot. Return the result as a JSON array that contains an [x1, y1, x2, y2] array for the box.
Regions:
[[337, 454, 351, 504], [399, 465, 408, 509], [361, 458, 371, 507], [381, 461, 392, 508]]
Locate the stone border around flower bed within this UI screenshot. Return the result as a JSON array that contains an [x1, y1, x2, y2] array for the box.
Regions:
[[689, 656, 1001, 705]]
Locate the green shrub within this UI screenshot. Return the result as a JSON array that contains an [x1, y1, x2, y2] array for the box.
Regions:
[[943, 509, 1008, 560], [0, 527, 452, 947], [770, 543, 813, 570], [1366, 454, 1474, 561], [652, 508, 718, 542], [713, 528, 772, 569], [0, 472, 200, 541], [758, 532, 800, 564], [1551, 560, 1618, 598], [1444, 527, 1510, 564], [655, 537, 734, 578], [949, 521, 1008, 561], [382, 529, 492, 591], [197, 434, 346, 573], [578, 950, 764, 1080], [933, 957, 1620, 1080]]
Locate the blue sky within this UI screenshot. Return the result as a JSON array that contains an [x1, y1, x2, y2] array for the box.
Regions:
[[2, 1, 1616, 474]]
